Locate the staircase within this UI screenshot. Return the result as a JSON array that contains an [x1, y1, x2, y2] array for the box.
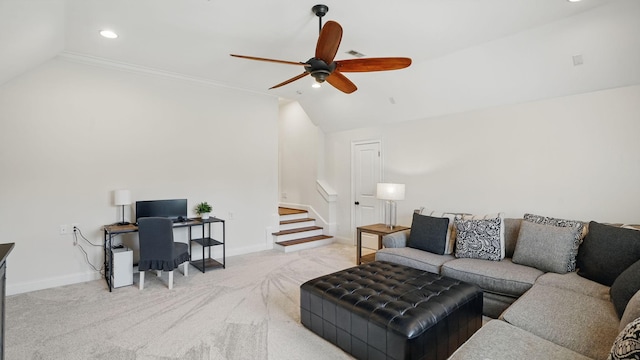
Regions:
[[273, 207, 333, 252]]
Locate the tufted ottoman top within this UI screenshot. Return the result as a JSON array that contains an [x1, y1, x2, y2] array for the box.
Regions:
[[301, 260, 482, 339]]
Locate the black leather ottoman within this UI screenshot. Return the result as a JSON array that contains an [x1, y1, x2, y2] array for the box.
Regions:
[[300, 261, 482, 360]]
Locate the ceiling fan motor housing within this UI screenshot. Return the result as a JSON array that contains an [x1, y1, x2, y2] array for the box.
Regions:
[[306, 58, 335, 83]]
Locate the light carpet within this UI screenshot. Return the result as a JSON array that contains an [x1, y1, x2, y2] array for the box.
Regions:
[[5, 243, 357, 360]]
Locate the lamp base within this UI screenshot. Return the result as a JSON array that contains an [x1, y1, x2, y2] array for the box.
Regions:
[[384, 200, 398, 229], [117, 221, 130, 226]]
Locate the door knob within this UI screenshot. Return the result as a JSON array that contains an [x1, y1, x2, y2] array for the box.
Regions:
[[355, 201, 360, 205]]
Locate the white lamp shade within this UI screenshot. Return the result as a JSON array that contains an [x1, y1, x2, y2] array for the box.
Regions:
[[114, 190, 131, 206], [376, 183, 405, 201]]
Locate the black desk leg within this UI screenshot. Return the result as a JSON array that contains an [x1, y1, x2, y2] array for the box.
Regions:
[[103, 231, 113, 292]]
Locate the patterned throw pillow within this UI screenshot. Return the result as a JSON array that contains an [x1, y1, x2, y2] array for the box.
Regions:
[[608, 316, 640, 360], [523, 213, 585, 272], [454, 213, 505, 261]]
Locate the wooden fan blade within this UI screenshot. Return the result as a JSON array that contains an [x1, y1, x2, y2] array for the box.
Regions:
[[326, 71, 357, 94], [335, 57, 412, 72], [269, 72, 310, 89], [315, 21, 343, 64], [230, 54, 305, 66]]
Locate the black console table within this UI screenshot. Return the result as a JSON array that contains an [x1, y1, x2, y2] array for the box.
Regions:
[[0, 243, 15, 360]]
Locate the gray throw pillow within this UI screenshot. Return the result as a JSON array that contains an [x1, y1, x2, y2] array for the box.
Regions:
[[512, 221, 577, 273], [577, 221, 640, 286], [611, 260, 640, 319], [523, 213, 585, 272], [407, 213, 450, 255]]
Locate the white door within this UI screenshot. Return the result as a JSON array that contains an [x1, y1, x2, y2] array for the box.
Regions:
[[352, 141, 382, 249]]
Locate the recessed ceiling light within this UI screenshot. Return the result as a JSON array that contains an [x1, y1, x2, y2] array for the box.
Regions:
[[567, 0, 582, 2], [99, 30, 118, 39]]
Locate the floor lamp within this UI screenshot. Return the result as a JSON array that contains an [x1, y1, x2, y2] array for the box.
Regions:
[[114, 189, 131, 225], [376, 183, 405, 229]]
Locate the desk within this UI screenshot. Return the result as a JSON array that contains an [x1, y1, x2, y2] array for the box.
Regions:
[[356, 224, 409, 265], [103, 217, 225, 292]]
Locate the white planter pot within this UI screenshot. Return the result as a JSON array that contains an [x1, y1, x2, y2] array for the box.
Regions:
[[200, 213, 210, 220]]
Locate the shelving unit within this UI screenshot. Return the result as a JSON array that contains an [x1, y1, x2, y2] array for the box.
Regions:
[[189, 217, 225, 273]]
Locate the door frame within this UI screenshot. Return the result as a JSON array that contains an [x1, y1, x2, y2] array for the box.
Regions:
[[350, 139, 384, 245]]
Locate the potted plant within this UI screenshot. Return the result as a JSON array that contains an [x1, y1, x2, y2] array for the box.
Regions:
[[195, 201, 212, 219]]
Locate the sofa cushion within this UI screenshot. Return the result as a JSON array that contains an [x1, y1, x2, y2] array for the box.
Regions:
[[608, 316, 640, 360], [454, 213, 505, 261], [441, 258, 543, 297], [449, 320, 592, 360], [611, 260, 640, 318], [375, 247, 454, 274], [512, 221, 579, 273], [407, 213, 450, 255], [523, 213, 585, 272], [501, 284, 620, 360], [621, 290, 640, 331], [577, 221, 640, 286], [418, 209, 457, 254], [503, 218, 522, 258], [536, 271, 610, 301]]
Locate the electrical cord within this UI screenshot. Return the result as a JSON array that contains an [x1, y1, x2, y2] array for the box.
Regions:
[[73, 227, 103, 247], [72, 226, 105, 274], [76, 243, 102, 273]]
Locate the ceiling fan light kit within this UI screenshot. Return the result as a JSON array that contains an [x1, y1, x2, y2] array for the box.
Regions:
[[230, 4, 411, 94]]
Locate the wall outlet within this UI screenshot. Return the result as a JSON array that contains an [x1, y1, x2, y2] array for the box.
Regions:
[[59, 224, 68, 235], [71, 223, 80, 232], [228, 211, 235, 220]]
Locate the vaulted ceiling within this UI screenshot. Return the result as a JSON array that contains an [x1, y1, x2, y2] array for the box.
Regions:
[[1, 0, 638, 132]]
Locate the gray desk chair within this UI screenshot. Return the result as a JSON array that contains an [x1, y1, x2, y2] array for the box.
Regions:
[[137, 217, 190, 290]]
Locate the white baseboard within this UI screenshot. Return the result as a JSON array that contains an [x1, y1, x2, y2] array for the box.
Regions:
[[332, 235, 354, 245], [7, 243, 274, 296], [7, 271, 103, 296]]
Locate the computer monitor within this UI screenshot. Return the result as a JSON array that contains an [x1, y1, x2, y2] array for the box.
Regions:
[[135, 199, 187, 222]]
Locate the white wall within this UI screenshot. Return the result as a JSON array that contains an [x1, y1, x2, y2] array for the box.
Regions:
[[325, 85, 640, 242], [278, 101, 329, 221], [0, 57, 279, 294]]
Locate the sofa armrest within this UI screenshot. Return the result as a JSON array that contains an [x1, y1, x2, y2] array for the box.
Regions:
[[382, 229, 410, 248]]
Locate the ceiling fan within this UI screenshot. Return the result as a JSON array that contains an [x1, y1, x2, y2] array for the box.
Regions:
[[230, 4, 411, 94]]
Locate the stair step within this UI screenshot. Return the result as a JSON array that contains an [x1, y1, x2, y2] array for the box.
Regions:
[[276, 235, 333, 246], [279, 219, 316, 231], [278, 207, 308, 216], [280, 218, 315, 225], [272, 226, 322, 236], [275, 207, 331, 252], [275, 235, 334, 253]]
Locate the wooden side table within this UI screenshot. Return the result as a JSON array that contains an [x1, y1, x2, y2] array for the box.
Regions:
[[356, 224, 410, 264]]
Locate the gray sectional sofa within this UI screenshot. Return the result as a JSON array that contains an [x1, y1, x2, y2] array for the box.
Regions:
[[376, 213, 640, 360]]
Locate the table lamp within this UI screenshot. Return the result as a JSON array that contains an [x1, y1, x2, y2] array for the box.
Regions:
[[376, 183, 405, 229], [114, 189, 131, 225]]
